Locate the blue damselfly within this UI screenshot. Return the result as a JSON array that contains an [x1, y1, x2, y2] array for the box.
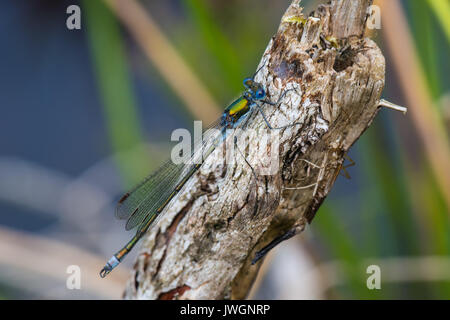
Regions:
[[100, 62, 297, 278]]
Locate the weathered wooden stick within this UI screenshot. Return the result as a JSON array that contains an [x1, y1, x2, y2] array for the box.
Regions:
[[124, 0, 385, 299]]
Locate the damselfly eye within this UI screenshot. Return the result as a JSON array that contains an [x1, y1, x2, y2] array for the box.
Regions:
[[255, 89, 265, 99], [243, 78, 253, 88]]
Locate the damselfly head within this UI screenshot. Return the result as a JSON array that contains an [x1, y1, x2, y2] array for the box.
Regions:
[[253, 87, 266, 100], [244, 78, 266, 100]]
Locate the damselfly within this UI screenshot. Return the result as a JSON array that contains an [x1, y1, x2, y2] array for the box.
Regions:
[[100, 62, 297, 278]]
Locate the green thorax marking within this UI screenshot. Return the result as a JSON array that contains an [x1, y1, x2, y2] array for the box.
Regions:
[[228, 97, 249, 116], [223, 97, 250, 127]]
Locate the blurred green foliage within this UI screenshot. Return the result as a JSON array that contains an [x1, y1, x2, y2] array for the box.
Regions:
[[83, 0, 151, 187]]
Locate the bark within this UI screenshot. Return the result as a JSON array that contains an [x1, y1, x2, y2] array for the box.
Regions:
[[124, 0, 384, 299]]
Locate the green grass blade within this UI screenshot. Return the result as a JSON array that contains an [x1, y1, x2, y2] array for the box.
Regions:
[[313, 205, 379, 298], [408, 0, 442, 100], [426, 0, 450, 44], [182, 0, 243, 92], [82, 0, 151, 187], [361, 124, 419, 255]]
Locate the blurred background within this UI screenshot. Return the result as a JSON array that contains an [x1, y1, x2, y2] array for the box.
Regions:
[[0, 0, 448, 299]]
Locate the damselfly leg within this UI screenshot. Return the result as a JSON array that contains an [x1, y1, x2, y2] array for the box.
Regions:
[[254, 88, 308, 130], [233, 136, 258, 183], [260, 87, 296, 107], [339, 153, 355, 179], [252, 223, 305, 265]]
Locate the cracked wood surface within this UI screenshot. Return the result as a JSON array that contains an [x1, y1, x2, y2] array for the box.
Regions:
[[124, 0, 384, 299]]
